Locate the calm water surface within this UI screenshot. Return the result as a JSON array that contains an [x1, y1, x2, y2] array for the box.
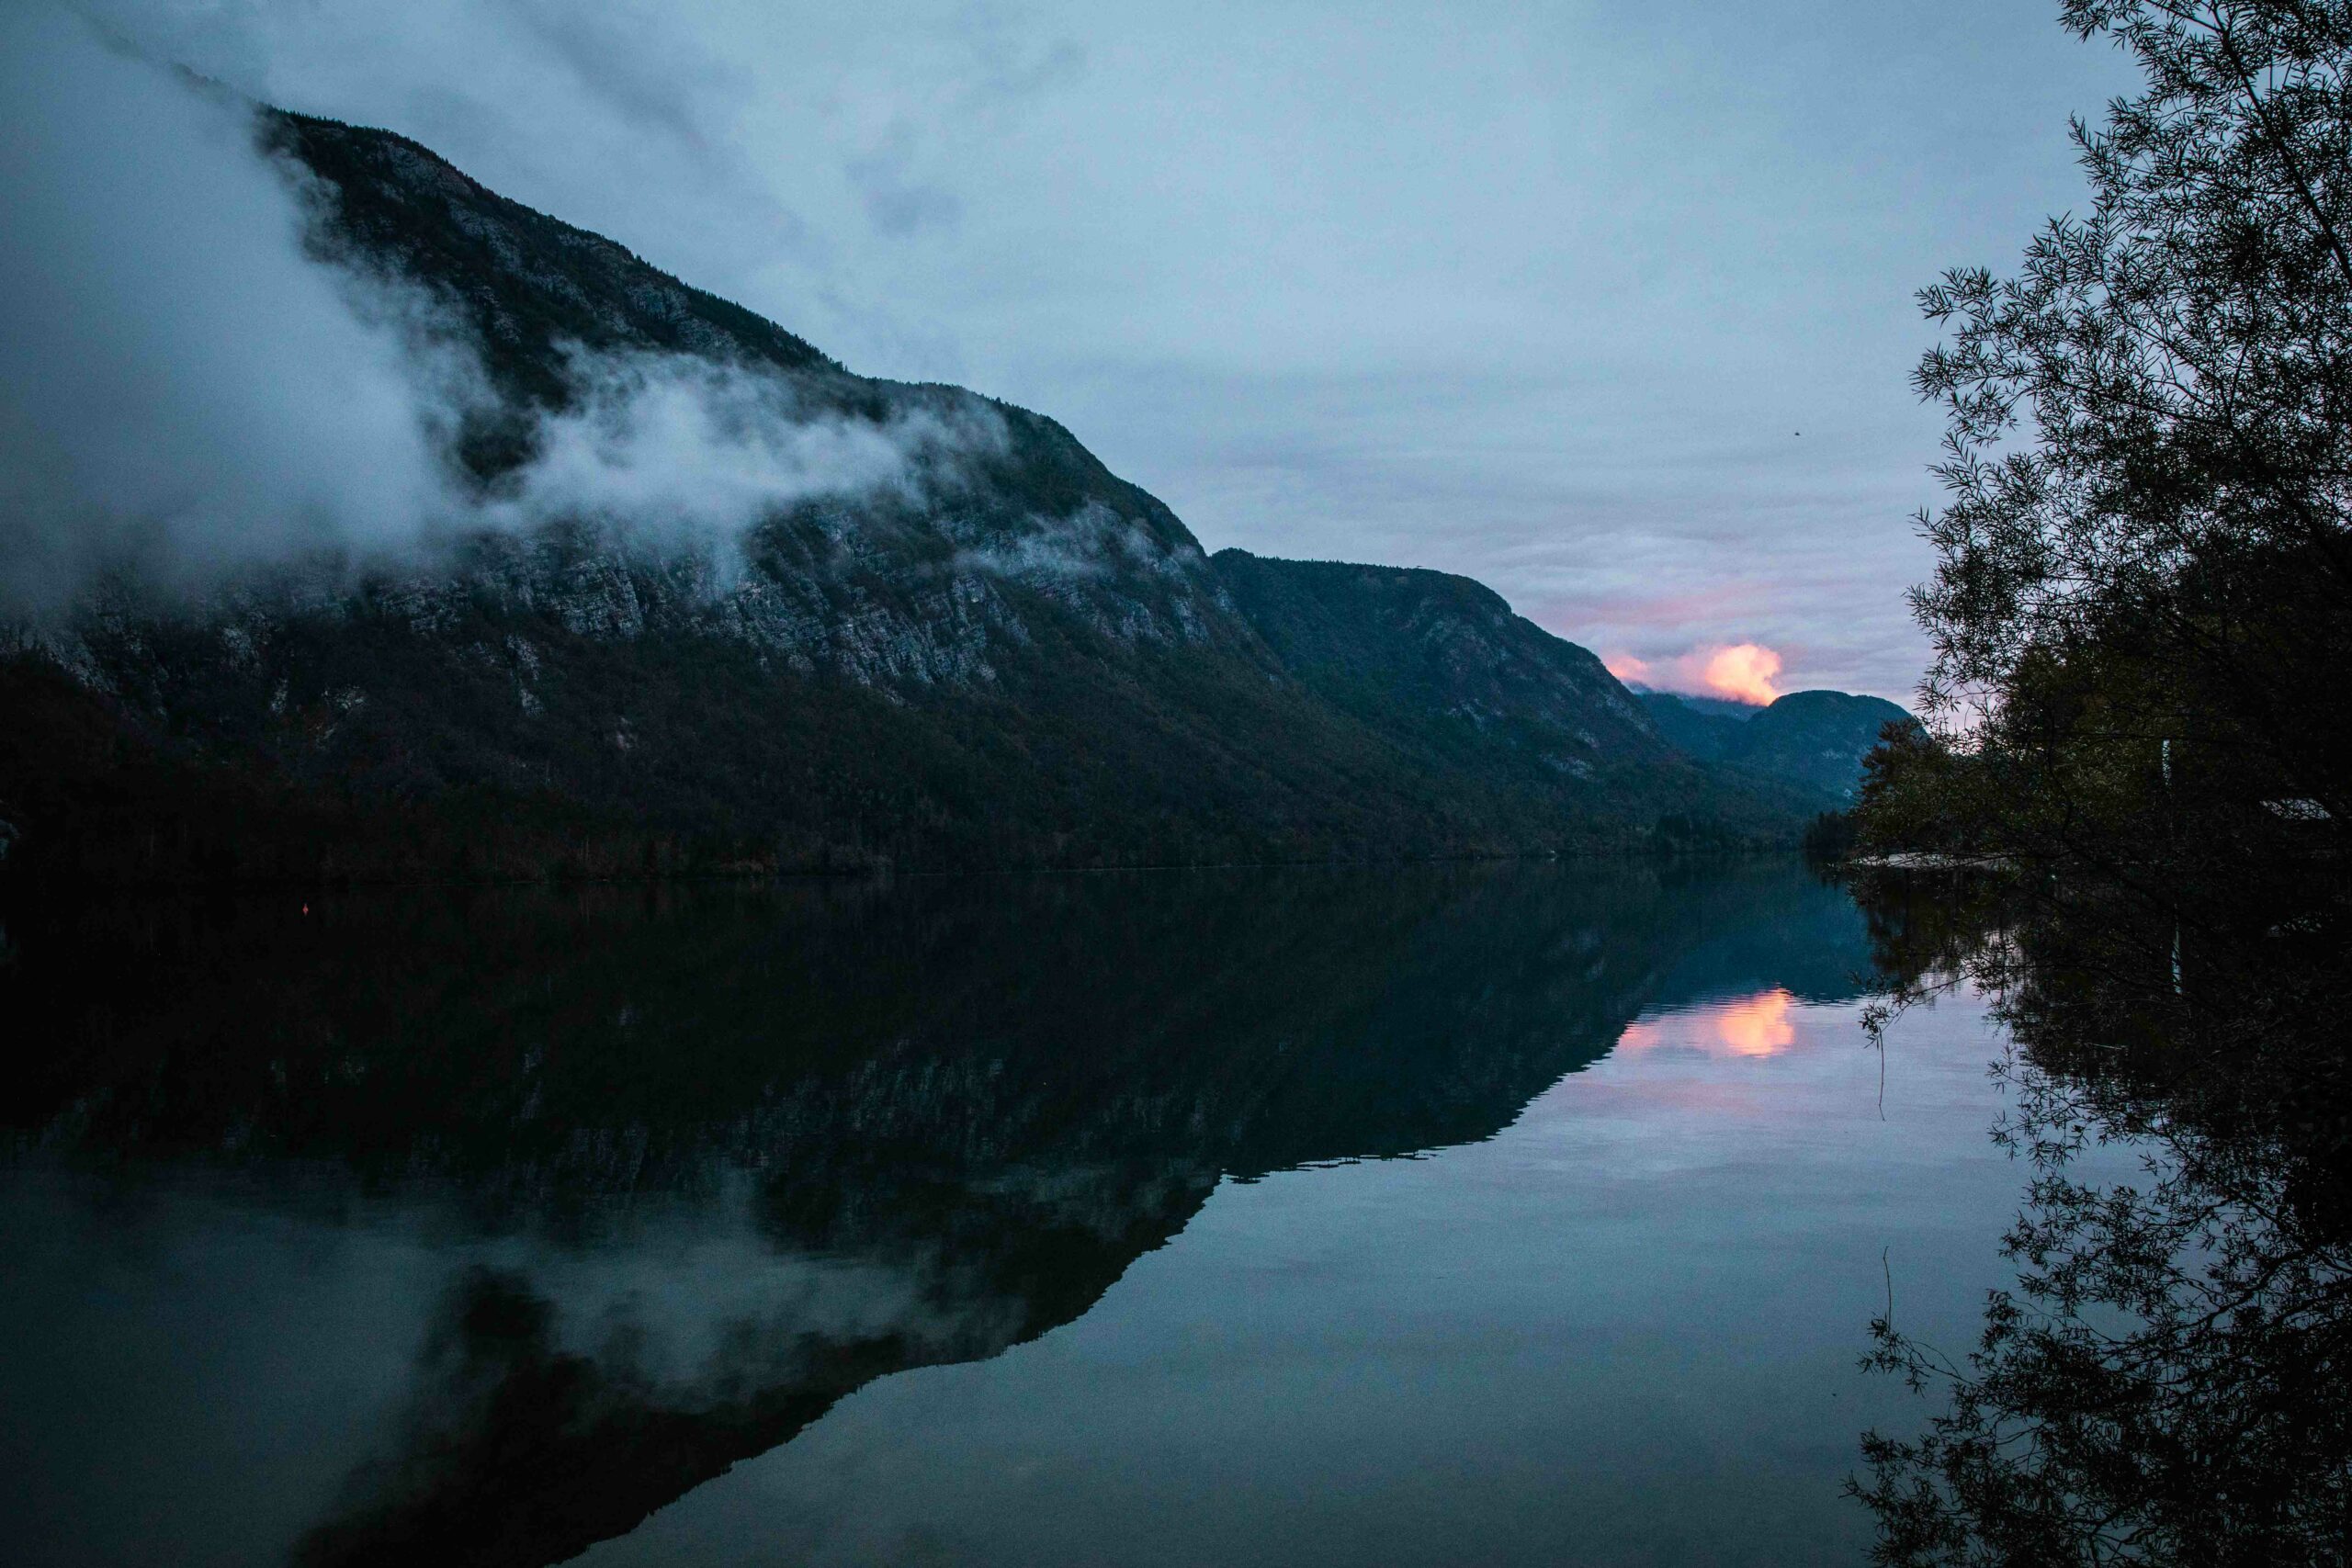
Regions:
[[2, 864, 2037, 1566]]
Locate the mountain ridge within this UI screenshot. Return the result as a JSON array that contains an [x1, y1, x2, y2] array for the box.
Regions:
[[0, 105, 1876, 882], [1638, 688, 1917, 800]]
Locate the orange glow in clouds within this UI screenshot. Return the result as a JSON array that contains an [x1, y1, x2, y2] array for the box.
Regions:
[[1701, 643, 1782, 705], [1601, 643, 1785, 705]]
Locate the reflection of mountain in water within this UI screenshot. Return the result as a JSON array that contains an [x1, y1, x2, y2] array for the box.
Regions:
[[3, 863, 1869, 1568]]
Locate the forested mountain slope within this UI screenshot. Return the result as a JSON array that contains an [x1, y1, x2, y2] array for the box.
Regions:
[[1, 109, 1804, 882], [1638, 689, 1916, 802], [1215, 551, 1666, 784]]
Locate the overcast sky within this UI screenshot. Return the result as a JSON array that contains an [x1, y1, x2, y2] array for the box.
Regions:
[[80, 0, 2136, 700]]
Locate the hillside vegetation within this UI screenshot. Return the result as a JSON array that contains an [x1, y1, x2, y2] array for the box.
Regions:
[[1, 109, 1859, 884]]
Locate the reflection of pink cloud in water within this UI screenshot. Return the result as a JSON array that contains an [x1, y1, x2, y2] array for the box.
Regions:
[[1616, 1018, 1668, 1051], [1615, 988, 1798, 1059], [1712, 990, 1795, 1055]]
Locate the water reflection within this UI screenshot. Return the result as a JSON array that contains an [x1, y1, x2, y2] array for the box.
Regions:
[[1616, 988, 1799, 1058], [1848, 870, 2352, 1565], [2, 863, 1888, 1567]]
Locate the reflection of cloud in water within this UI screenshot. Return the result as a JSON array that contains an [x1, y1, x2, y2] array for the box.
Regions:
[[1616, 988, 1798, 1059]]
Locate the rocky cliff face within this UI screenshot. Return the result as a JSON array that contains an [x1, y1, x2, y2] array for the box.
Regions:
[[0, 108, 1802, 881]]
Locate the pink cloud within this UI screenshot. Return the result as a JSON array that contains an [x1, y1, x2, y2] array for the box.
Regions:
[[1603, 641, 1785, 706], [1699, 643, 1781, 705]]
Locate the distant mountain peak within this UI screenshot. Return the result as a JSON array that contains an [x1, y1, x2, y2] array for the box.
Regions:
[[1637, 688, 1914, 801], [1628, 687, 1764, 722]]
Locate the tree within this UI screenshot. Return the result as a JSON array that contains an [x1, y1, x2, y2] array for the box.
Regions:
[[1883, 0, 2352, 872], [1849, 10, 2352, 1560]]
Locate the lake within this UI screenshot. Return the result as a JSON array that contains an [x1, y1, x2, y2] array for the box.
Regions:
[[2, 863, 2041, 1566]]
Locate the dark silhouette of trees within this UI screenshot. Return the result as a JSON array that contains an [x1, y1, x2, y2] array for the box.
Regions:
[[1862, 0, 2352, 879], [1851, 7, 2352, 1560]]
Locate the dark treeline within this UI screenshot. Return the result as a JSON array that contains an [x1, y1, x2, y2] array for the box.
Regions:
[[1844, 4, 2352, 1562], [1853, 0, 2351, 885], [0, 645, 1779, 892]]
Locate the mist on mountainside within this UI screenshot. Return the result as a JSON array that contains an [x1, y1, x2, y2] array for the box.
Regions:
[[0, 8, 1002, 615]]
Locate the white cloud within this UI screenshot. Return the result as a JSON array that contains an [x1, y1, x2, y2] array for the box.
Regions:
[[482, 350, 1005, 551], [0, 8, 1004, 612]]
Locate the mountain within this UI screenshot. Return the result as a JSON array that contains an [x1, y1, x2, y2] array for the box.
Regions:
[[1636, 691, 1751, 761], [1212, 552, 1664, 782], [1635, 690, 1759, 725], [0, 108, 1805, 884], [1637, 689, 1917, 800]]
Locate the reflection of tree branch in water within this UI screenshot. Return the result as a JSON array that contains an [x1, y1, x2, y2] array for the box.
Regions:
[[1846, 870, 2352, 1565]]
